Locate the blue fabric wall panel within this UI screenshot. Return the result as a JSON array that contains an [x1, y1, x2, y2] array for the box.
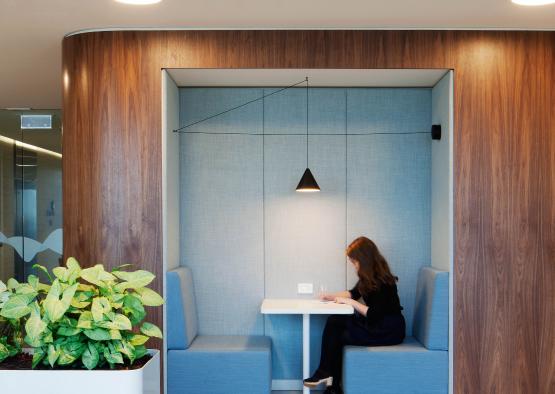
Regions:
[[179, 87, 432, 380], [180, 133, 264, 335], [263, 315, 302, 379], [264, 88, 345, 135], [263, 314, 328, 379], [264, 87, 305, 135], [346, 133, 431, 335], [347, 88, 432, 134], [264, 134, 347, 298], [308, 88, 347, 134], [180, 88, 263, 133]]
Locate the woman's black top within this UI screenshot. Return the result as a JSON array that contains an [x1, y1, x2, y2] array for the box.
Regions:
[[349, 281, 404, 327]]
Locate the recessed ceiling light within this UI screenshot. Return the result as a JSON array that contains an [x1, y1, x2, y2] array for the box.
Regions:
[[512, 0, 555, 5], [115, 0, 162, 4]]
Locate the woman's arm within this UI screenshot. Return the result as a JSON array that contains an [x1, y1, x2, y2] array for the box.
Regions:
[[334, 297, 369, 317], [320, 290, 351, 301]]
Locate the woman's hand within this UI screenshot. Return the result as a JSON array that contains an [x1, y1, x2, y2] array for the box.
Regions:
[[320, 290, 352, 301], [319, 293, 336, 301], [334, 297, 354, 305], [334, 297, 369, 317]]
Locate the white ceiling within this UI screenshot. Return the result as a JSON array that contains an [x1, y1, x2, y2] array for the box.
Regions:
[[1, 0, 554, 109], [167, 69, 449, 87]]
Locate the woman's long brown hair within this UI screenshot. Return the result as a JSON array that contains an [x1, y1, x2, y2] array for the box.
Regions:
[[346, 236, 397, 295]]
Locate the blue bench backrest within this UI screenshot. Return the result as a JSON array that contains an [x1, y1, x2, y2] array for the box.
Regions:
[[412, 267, 449, 351], [166, 267, 199, 350]]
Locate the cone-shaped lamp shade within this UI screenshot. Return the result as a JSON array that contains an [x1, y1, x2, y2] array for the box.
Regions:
[[296, 168, 320, 192]]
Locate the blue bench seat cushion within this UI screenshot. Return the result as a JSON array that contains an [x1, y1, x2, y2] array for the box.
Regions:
[[343, 337, 448, 394], [167, 267, 199, 350], [412, 267, 449, 351], [167, 335, 272, 394], [186, 335, 272, 352]]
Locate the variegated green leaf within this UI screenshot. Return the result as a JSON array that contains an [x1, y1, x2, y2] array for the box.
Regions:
[[43, 280, 78, 323], [65, 257, 82, 283], [15, 283, 38, 296], [27, 275, 39, 290], [96, 313, 132, 331], [83, 328, 111, 341], [0, 342, 9, 363], [134, 287, 164, 307], [91, 297, 111, 322], [82, 342, 99, 370], [80, 265, 115, 287], [32, 348, 46, 368], [123, 294, 146, 325], [103, 346, 123, 365], [140, 322, 162, 338], [58, 342, 85, 365], [25, 305, 47, 341], [0, 293, 34, 319], [129, 334, 149, 346], [57, 326, 82, 336], [109, 329, 122, 340], [113, 270, 155, 292], [77, 283, 96, 292], [0, 291, 9, 308], [115, 340, 135, 362], [32, 263, 53, 282], [47, 344, 59, 367], [77, 311, 94, 329], [7, 278, 19, 291], [53, 267, 68, 282], [134, 345, 148, 360]]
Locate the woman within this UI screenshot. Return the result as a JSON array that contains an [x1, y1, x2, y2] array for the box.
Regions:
[[303, 236, 406, 394]]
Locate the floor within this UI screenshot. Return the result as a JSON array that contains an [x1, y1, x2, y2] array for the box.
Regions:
[[272, 392, 325, 394]]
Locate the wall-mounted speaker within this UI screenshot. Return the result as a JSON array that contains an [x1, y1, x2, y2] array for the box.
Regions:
[[431, 124, 442, 140]]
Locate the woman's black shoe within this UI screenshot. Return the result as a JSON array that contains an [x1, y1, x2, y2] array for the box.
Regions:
[[302, 369, 333, 388], [323, 386, 343, 394]]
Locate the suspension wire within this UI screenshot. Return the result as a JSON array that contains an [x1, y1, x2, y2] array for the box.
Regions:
[[306, 76, 309, 168], [173, 78, 309, 133], [175, 131, 430, 136], [345, 88, 348, 290]]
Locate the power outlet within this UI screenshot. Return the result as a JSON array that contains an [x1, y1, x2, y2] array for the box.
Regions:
[[297, 283, 313, 295]]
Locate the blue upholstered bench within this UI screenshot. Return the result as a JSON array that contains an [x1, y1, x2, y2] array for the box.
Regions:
[[166, 267, 272, 394], [343, 267, 449, 394]]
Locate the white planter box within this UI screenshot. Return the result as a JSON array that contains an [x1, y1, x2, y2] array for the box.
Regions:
[[0, 350, 160, 394]]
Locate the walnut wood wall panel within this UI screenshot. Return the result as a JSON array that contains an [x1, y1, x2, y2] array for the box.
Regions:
[[62, 30, 555, 393]]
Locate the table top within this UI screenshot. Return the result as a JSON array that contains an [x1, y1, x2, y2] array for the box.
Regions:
[[261, 298, 354, 315]]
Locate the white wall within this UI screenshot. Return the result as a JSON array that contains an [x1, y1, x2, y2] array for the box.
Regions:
[[161, 70, 180, 394], [431, 73, 453, 272], [162, 71, 181, 272], [431, 71, 454, 394]]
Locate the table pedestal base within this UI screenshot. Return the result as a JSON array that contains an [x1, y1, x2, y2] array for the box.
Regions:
[[302, 313, 310, 394]]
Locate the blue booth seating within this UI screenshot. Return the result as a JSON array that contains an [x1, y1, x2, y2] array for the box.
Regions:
[[343, 267, 449, 394], [166, 267, 272, 394]]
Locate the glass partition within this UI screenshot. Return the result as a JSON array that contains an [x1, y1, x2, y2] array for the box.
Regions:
[[0, 109, 62, 282]]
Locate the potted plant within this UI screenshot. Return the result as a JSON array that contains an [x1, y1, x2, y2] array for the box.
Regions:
[[0, 257, 163, 394]]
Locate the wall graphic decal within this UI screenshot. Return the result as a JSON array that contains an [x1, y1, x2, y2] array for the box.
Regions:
[[0, 228, 62, 262]]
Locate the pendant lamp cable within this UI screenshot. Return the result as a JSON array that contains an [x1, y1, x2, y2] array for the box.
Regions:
[[306, 76, 309, 168], [173, 78, 309, 133]]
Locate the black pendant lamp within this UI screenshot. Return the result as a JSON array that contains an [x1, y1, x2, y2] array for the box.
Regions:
[[296, 77, 320, 192]]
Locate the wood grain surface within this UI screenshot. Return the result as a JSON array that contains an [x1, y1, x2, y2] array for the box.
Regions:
[[62, 30, 555, 393]]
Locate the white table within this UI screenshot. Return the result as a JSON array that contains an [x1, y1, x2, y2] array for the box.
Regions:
[[261, 299, 354, 394]]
